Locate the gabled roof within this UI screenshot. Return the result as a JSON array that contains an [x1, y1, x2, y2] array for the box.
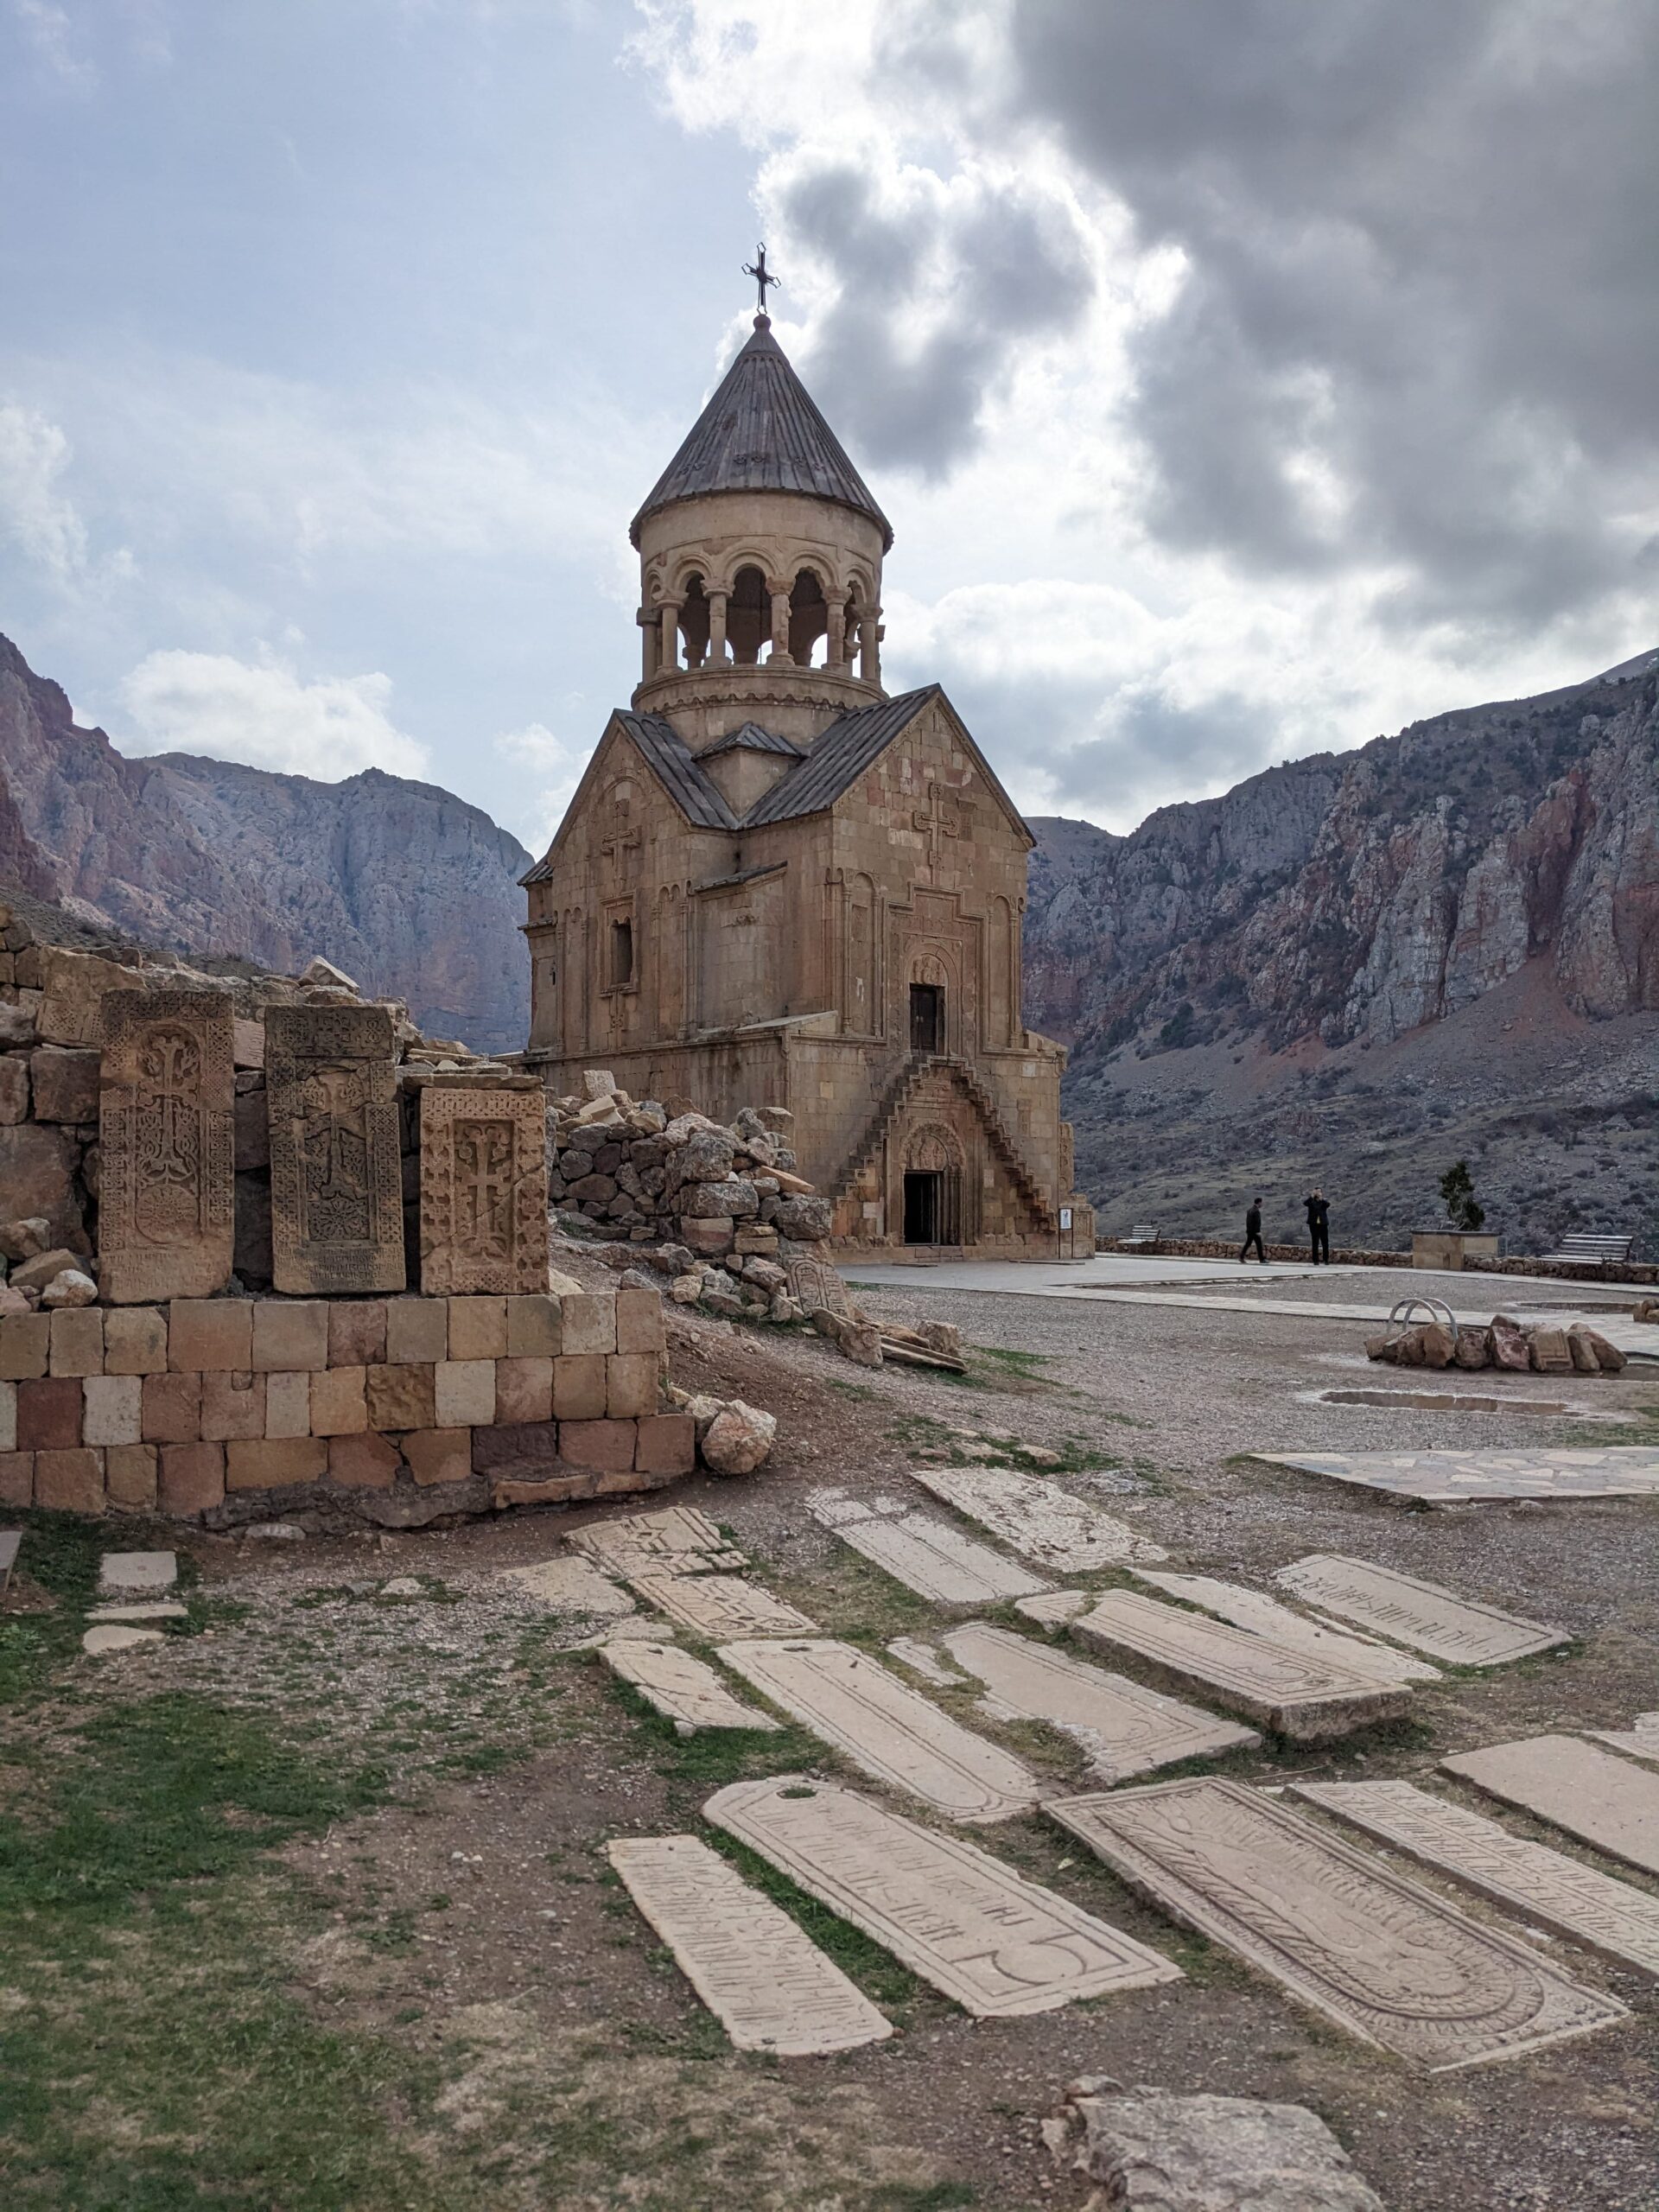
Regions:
[[518, 711, 736, 882], [631, 316, 893, 550], [700, 721, 804, 761], [741, 688, 938, 825]]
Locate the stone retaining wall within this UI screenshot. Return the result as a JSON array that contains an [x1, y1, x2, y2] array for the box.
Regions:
[[0, 1285, 687, 1528]]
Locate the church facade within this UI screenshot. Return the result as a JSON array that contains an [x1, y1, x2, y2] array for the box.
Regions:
[[520, 306, 1093, 1258]]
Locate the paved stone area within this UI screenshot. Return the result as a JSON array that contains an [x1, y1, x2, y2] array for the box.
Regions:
[[98, 1549, 176, 1594], [1253, 1447, 1659, 1502], [1274, 1554, 1568, 1664]]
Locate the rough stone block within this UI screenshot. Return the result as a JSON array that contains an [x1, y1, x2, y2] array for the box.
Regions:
[[435, 1359, 494, 1427], [104, 1306, 168, 1375], [0, 1376, 11, 1452], [170, 1299, 253, 1374], [633, 1412, 696, 1476], [385, 1298, 448, 1364], [29, 1046, 100, 1124], [365, 1363, 435, 1431], [233, 1016, 264, 1070], [327, 1432, 399, 1488], [266, 1003, 405, 1295], [200, 1370, 266, 1442], [606, 1353, 659, 1419], [614, 1287, 665, 1356], [48, 1306, 105, 1377], [142, 1370, 201, 1444], [17, 1376, 84, 1450], [680, 1215, 734, 1255], [559, 1419, 638, 1472], [471, 1421, 560, 1478], [404, 1427, 472, 1486], [505, 1293, 563, 1357], [327, 1300, 387, 1368], [594, 1466, 658, 1497], [494, 1356, 553, 1426], [99, 990, 234, 1301], [225, 1436, 326, 1491], [0, 1312, 51, 1381], [0, 1449, 32, 1506], [448, 1295, 508, 1361], [233, 1085, 269, 1172], [552, 1353, 607, 1421], [560, 1294, 616, 1357], [83, 1375, 143, 1447], [250, 1300, 328, 1373], [264, 1370, 311, 1438], [0, 1123, 88, 1260], [35, 1446, 105, 1514], [491, 1471, 597, 1509], [38, 945, 141, 1047], [0, 1055, 29, 1122], [308, 1365, 367, 1435], [106, 1441, 158, 1510]]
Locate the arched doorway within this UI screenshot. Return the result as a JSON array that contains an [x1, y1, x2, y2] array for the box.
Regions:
[[902, 1122, 963, 1246]]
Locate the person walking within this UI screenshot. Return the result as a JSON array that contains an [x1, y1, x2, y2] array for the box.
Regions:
[[1239, 1198, 1267, 1264], [1306, 1187, 1331, 1264]]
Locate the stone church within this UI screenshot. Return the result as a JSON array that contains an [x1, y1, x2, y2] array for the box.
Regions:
[[521, 302, 1093, 1258]]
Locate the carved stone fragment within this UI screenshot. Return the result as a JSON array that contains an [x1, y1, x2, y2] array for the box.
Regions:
[[99, 992, 234, 1303], [1272, 1554, 1567, 1667], [265, 1004, 404, 1294], [914, 1464, 1166, 1570], [603, 1638, 780, 1732], [419, 1081, 550, 1294]]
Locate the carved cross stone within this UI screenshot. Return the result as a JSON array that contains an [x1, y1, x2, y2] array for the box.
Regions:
[[418, 1080, 550, 1294], [267, 1003, 405, 1294], [912, 782, 973, 872], [99, 990, 235, 1303]]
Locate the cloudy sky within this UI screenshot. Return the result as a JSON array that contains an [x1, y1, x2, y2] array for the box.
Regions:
[[4, 2, 1656, 855]]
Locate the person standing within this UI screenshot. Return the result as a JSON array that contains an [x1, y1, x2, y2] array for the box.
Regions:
[[1306, 1187, 1331, 1264], [1240, 1198, 1267, 1264]]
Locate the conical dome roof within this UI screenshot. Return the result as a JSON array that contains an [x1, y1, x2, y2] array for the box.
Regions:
[[631, 316, 893, 550]]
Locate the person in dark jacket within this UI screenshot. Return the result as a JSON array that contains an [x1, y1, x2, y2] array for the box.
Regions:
[[1239, 1198, 1267, 1264], [1306, 1188, 1331, 1264]]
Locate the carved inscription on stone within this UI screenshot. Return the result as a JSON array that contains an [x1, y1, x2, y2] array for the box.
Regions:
[[1134, 1569, 1439, 1687], [607, 1834, 892, 2055], [1050, 1778, 1624, 2069], [266, 1005, 404, 1294], [1272, 1554, 1567, 1668], [603, 1639, 779, 1732], [810, 1498, 1048, 1605], [568, 1505, 746, 1579], [784, 1255, 851, 1317], [705, 1775, 1181, 2018], [941, 1623, 1258, 1783], [99, 991, 234, 1303], [718, 1637, 1040, 1823], [1442, 1736, 1659, 1878], [1294, 1779, 1659, 1980], [1072, 1590, 1409, 1741], [630, 1572, 817, 1639], [914, 1465, 1166, 1571], [419, 1083, 549, 1293]]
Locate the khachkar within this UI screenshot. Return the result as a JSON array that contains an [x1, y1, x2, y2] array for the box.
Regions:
[[418, 1077, 550, 1294], [99, 991, 235, 1303], [266, 1003, 406, 1295]]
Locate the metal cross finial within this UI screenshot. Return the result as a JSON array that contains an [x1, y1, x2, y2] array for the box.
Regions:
[[742, 244, 780, 316]]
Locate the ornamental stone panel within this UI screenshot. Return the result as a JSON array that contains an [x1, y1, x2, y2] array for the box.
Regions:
[[418, 1082, 550, 1294], [266, 1005, 404, 1295], [99, 991, 235, 1303]]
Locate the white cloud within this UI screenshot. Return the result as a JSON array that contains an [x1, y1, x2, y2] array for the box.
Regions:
[[11, 0, 96, 89], [0, 401, 91, 580], [494, 719, 592, 851], [118, 651, 431, 781]]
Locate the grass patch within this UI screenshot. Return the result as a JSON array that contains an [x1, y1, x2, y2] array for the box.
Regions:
[[887, 1410, 1135, 1480]]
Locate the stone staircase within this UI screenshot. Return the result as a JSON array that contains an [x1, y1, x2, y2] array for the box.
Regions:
[[830, 1052, 1055, 1232]]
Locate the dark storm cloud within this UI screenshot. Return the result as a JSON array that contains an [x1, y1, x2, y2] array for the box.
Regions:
[[1003, 0, 1659, 628]]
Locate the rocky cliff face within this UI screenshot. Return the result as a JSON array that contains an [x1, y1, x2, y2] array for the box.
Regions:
[[0, 632, 531, 1050]]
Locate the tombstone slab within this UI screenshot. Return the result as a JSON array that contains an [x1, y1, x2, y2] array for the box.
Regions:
[[1134, 1569, 1439, 1687], [886, 1635, 968, 1687], [717, 1637, 1040, 1822], [493, 1556, 633, 1618], [99, 991, 235, 1303], [705, 1774, 1181, 2017], [1050, 1777, 1623, 2068], [1441, 1736, 1659, 1878], [607, 1834, 892, 2055], [567, 1504, 746, 1579], [942, 1623, 1258, 1782], [811, 1499, 1048, 1605], [1252, 1447, 1659, 1503], [265, 1004, 404, 1294], [1294, 1778, 1659, 1980], [1016, 1589, 1092, 1627], [603, 1638, 779, 1732], [419, 1081, 549, 1294], [1273, 1554, 1567, 1667], [913, 1465, 1166, 1571], [630, 1572, 817, 1639], [1586, 1713, 1659, 1767], [99, 1549, 177, 1595], [782, 1255, 851, 1318], [1072, 1589, 1408, 1741]]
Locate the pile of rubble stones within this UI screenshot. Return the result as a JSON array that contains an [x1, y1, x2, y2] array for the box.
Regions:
[[1367, 1314, 1626, 1374]]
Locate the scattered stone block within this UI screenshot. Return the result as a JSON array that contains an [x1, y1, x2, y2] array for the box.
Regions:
[[200, 1370, 266, 1443], [365, 1362, 435, 1431], [605, 1640, 780, 1732], [265, 1003, 405, 1294], [249, 1299, 328, 1373], [264, 1370, 311, 1438], [1586, 1713, 1659, 1766], [84, 1623, 163, 1655], [41, 1269, 96, 1310], [505, 1293, 563, 1358], [1135, 1568, 1439, 1687], [448, 1295, 508, 1361], [82, 1375, 143, 1447], [813, 1497, 1046, 1605], [105, 1442, 158, 1510], [567, 1504, 742, 1579], [143, 1370, 202, 1444], [104, 1306, 168, 1375], [631, 1573, 815, 1639], [99, 990, 235, 1302], [404, 1427, 472, 1486], [1529, 1325, 1574, 1374], [327, 1432, 399, 1488], [0, 1313, 50, 1380], [700, 1400, 777, 1476], [495, 1554, 633, 1614], [327, 1300, 387, 1368], [434, 1359, 493, 1427], [552, 1353, 607, 1421], [224, 1436, 325, 1491], [17, 1376, 84, 1450], [88, 1599, 188, 1623], [159, 1440, 226, 1513], [1046, 2086, 1386, 2210], [419, 1083, 549, 1294], [9, 1246, 82, 1295], [1442, 1735, 1659, 1878]]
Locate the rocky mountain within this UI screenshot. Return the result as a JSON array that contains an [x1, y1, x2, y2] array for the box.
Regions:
[[0, 632, 531, 1051], [1027, 652, 1659, 1253]]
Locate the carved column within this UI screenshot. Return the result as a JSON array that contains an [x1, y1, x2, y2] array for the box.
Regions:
[[864, 607, 884, 687], [708, 588, 728, 664], [768, 586, 792, 664], [638, 607, 658, 682], [826, 593, 848, 671], [659, 599, 681, 677]]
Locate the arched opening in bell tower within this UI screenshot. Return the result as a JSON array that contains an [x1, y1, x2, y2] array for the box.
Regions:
[[788, 566, 828, 667], [728, 566, 768, 665]]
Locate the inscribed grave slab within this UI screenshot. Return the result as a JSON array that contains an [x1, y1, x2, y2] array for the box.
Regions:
[[419, 1082, 549, 1294], [265, 1004, 404, 1294], [719, 1637, 1040, 1822], [913, 1465, 1166, 1571], [567, 1504, 746, 1578], [99, 992, 234, 1303], [1441, 1736, 1659, 1878], [1252, 1448, 1659, 1503], [1071, 1590, 1409, 1741], [887, 1636, 968, 1687], [602, 1639, 779, 1731], [606, 1834, 891, 2055], [941, 1623, 1258, 1783], [1050, 1778, 1623, 2069], [630, 1573, 816, 1639], [1273, 1554, 1567, 1667], [812, 1503, 1047, 1605], [1294, 1779, 1659, 1980], [1017, 1590, 1091, 1626], [705, 1775, 1180, 2017], [1585, 1713, 1659, 1767], [1133, 1569, 1438, 1687], [494, 1557, 634, 1618]]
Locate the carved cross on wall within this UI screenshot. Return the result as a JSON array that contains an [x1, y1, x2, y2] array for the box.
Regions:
[[912, 781, 974, 872], [601, 821, 642, 880]]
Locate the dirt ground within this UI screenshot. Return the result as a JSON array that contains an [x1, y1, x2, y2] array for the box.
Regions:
[[6, 1256, 1657, 2210]]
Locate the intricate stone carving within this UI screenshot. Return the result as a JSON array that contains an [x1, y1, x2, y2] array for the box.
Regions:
[[1051, 1778, 1624, 2069], [567, 1504, 746, 1580], [266, 1005, 404, 1294], [418, 1082, 549, 1294], [1272, 1554, 1567, 1667], [99, 991, 234, 1303], [629, 1572, 816, 1638]]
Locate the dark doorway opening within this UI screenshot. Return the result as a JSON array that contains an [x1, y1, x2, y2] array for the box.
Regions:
[[904, 1170, 943, 1244], [909, 982, 944, 1053]]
